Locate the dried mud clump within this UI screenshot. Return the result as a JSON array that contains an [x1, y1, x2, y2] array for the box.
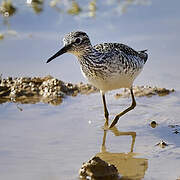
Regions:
[[0, 76, 98, 105], [115, 86, 175, 99], [79, 156, 119, 180]]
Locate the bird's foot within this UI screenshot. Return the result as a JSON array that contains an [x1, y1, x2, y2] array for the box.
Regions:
[[103, 121, 109, 131], [109, 116, 119, 129]]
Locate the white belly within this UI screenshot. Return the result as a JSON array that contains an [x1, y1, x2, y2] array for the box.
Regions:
[[84, 71, 142, 92], [80, 65, 142, 92], [89, 76, 132, 92]]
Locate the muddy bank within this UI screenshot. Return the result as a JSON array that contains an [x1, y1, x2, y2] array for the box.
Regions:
[[0, 76, 175, 105], [115, 86, 175, 98], [0, 75, 98, 105]]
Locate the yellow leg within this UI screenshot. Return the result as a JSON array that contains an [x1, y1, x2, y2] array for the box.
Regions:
[[109, 88, 136, 128]]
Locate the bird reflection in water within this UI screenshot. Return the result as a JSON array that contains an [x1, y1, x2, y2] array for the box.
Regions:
[[96, 127, 148, 179]]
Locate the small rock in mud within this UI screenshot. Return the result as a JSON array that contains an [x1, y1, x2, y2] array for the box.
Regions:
[[115, 86, 175, 98], [79, 156, 119, 180], [150, 121, 158, 128], [155, 140, 168, 148]]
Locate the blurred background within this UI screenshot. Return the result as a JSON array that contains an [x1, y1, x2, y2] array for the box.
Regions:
[[0, 0, 180, 89]]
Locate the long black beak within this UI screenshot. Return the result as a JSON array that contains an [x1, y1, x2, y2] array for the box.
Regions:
[[46, 46, 68, 63]]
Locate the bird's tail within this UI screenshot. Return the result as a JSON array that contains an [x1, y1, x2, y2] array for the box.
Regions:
[[138, 49, 148, 64]]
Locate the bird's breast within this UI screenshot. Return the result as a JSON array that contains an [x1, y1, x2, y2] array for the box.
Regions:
[[81, 67, 142, 92]]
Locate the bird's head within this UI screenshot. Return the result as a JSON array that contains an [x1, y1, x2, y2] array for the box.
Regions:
[[46, 31, 91, 63]]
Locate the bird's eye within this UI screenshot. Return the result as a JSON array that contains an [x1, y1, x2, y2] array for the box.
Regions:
[[75, 38, 81, 44]]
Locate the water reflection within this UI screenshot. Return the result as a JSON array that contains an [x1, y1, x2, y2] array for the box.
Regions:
[[0, 0, 17, 17], [96, 127, 148, 179], [88, 0, 96, 17], [27, 0, 44, 14], [0, 0, 149, 18], [0, 96, 62, 106], [67, 0, 81, 15], [0, 0, 150, 40], [0, 0, 17, 40]]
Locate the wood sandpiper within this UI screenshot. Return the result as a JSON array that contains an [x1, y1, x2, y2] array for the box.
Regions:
[[46, 31, 148, 128]]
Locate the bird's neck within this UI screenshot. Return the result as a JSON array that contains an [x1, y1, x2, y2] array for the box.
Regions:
[[73, 45, 95, 58]]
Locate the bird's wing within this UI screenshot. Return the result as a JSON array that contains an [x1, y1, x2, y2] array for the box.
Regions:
[[93, 43, 137, 55], [93, 43, 148, 64]]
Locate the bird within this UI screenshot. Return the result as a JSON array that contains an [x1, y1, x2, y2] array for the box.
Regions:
[[46, 31, 148, 128]]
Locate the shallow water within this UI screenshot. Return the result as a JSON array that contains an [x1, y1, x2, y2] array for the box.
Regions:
[[1, 91, 180, 180], [1, 0, 180, 179]]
